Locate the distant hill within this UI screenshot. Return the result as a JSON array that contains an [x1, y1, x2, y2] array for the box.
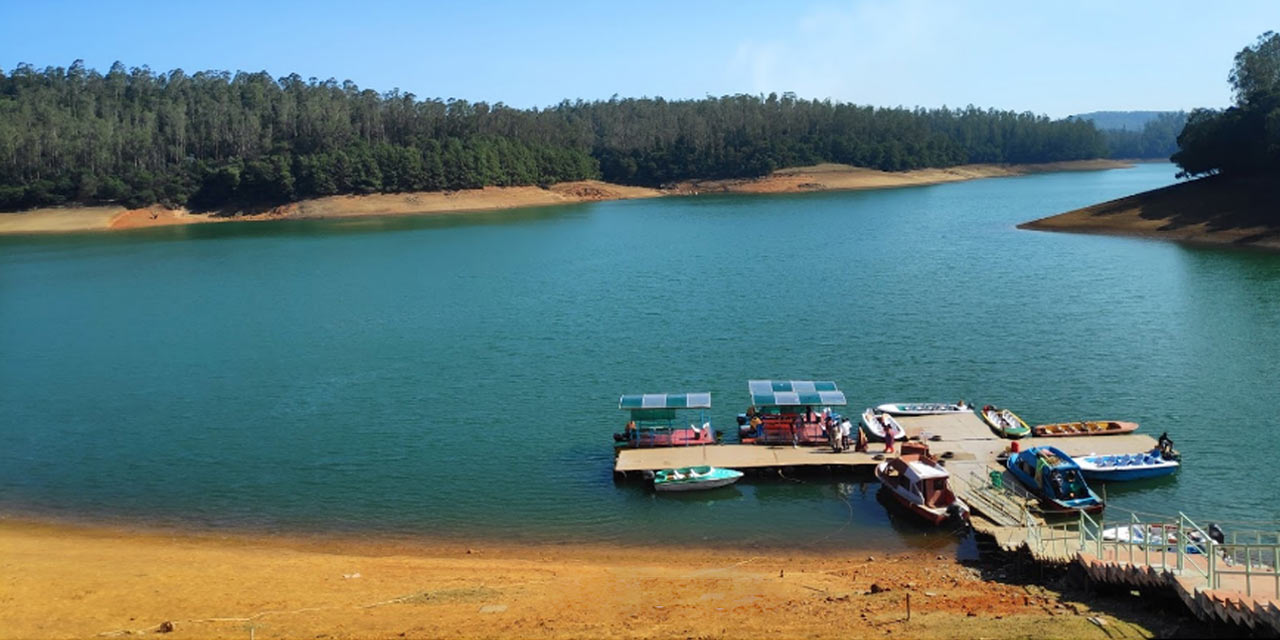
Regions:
[[1068, 111, 1188, 159], [1070, 111, 1180, 131]]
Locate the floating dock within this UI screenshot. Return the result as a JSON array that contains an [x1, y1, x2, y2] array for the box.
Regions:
[[615, 411, 1156, 479], [616, 412, 1157, 528], [616, 412, 1280, 633]]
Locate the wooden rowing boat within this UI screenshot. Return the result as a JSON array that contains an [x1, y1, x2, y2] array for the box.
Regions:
[[1031, 420, 1139, 437]]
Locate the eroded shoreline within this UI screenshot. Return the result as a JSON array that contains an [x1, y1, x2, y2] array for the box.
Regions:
[[0, 160, 1131, 236], [1019, 173, 1280, 251]]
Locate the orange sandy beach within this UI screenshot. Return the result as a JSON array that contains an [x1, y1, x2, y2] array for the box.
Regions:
[[0, 519, 1188, 639], [0, 160, 1130, 236]]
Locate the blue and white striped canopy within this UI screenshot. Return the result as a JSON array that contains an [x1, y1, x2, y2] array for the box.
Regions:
[[748, 380, 846, 406], [618, 393, 712, 410]]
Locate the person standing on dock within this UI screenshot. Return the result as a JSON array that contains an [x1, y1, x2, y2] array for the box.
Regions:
[[884, 419, 896, 454]]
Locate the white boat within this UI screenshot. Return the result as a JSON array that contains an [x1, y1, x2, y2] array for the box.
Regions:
[[874, 443, 970, 525], [1075, 448, 1180, 481], [1101, 524, 1206, 554], [652, 466, 743, 492], [876, 401, 972, 416], [861, 408, 906, 441]]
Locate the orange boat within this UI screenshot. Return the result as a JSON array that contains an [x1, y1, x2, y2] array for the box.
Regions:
[[1031, 420, 1139, 437]]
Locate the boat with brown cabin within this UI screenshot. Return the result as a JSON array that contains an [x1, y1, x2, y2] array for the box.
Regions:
[[874, 442, 970, 526]]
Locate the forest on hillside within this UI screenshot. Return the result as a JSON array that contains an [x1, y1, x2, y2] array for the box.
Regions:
[[1098, 112, 1187, 159], [1173, 31, 1280, 179], [0, 61, 1111, 212]]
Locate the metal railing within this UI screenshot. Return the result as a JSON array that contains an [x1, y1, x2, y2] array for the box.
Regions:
[[1211, 531, 1280, 598], [1020, 508, 1280, 600]]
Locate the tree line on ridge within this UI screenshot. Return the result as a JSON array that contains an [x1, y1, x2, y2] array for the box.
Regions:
[[1, 61, 1169, 213]]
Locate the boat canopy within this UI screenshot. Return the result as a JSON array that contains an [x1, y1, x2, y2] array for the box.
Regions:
[[748, 380, 846, 407], [904, 460, 949, 481], [616, 391, 711, 422]]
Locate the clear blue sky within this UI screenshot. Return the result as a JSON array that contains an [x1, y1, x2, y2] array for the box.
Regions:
[[2, 0, 1277, 117]]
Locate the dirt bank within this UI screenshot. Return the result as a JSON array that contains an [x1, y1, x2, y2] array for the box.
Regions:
[[669, 159, 1132, 195], [0, 519, 1186, 639], [1019, 174, 1280, 250], [0, 161, 1131, 236], [0, 181, 662, 235]]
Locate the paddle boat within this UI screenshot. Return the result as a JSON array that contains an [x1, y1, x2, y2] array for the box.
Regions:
[[741, 380, 848, 446], [980, 405, 1031, 439], [876, 401, 971, 416], [652, 466, 743, 492], [1074, 445, 1180, 482], [1031, 420, 1139, 437], [875, 442, 970, 525], [1006, 446, 1105, 514], [614, 392, 717, 449], [861, 408, 906, 442]]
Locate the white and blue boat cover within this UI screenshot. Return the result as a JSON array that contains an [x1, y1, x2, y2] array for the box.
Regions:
[[748, 380, 846, 407]]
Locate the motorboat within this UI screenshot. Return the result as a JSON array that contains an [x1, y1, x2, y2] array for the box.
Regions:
[[652, 466, 743, 492], [876, 401, 971, 416], [980, 405, 1031, 439], [1006, 446, 1104, 513], [1075, 447, 1179, 482], [874, 442, 969, 525]]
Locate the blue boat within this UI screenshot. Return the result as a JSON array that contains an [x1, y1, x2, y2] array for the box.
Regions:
[[1075, 447, 1180, 482], [652, 466, 744, 492], [1006, 446, 1105, 514]]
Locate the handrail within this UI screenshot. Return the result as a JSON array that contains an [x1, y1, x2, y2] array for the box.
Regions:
[[1210, 541, 1280, 599], [1015, 507, 1280, 602]]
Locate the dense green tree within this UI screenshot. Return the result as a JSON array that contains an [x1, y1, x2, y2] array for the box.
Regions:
[[1173, 31, 1280, 178], [0, 62, 1112, 212]]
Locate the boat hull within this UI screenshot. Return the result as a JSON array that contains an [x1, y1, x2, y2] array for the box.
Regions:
[[654, 476, 741, 492], [615, 426, 716, 449], [1031, 420, 1139, 437], [1081, 465, 1178, 482]]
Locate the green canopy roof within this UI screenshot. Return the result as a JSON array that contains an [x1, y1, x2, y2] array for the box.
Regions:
[[747, 380, 846, 407], [619, 393, 712, 410]]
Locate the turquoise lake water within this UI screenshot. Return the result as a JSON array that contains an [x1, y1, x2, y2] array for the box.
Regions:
[[2, 162, 1278, 550]]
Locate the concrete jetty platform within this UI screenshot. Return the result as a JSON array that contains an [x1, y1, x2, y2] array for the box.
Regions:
[[614, 411, 1156, 480]]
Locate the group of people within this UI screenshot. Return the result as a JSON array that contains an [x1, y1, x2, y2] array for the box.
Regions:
[[742, 405, 877, 452]]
